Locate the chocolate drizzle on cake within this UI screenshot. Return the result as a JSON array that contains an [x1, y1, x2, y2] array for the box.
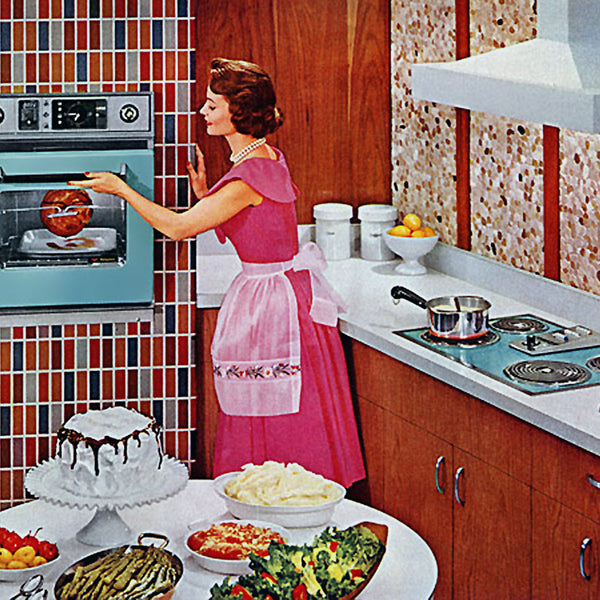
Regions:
[[56, 411, 163, 477]]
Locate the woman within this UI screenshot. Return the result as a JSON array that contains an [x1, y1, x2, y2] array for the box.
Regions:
[[69, 58, 365, 488]]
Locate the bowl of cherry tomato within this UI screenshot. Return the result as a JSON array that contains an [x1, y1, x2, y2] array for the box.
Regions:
[[0, 526, 59, 582]]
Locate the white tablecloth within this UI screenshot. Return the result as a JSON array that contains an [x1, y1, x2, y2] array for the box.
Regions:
[[0, 480, 437, 599]]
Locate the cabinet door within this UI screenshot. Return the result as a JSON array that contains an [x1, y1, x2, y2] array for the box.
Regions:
[[453, 449, 531, 600], [533, 491, 600, 600], [532, 425, 600, 524], [385, 413, 452, 600]]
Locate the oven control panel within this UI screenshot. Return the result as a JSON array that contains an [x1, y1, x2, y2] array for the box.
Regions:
[[509, 325, 600, 355], [52, 98, 108, 130], [0, 93, 152, 137]]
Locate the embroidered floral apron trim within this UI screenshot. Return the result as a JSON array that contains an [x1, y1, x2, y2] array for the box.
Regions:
[[213, 361, 301, 379]]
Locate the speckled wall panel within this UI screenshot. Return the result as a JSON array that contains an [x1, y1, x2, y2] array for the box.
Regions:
[[392, 0, 600, 291], [468, 0, 543, 272], [391, 0, 458, 242], [469, 113, 545, 271], [560, 130, 600, 294], [0, 0, 197, 508]]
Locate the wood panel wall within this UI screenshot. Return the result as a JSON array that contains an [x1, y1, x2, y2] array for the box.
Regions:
[[194, 0, 390, 223]]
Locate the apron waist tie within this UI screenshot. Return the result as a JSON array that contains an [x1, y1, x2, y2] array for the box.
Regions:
[[292, 242, 348, 327], [239, 242, 347, 327]]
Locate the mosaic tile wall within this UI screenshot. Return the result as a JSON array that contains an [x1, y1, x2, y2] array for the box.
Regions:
[[469, 0, 542, 273], [391, 1, 600, 294], [0, 0, 198, 508], [391, 0, 458, 242], [560, 131, 600, 293]]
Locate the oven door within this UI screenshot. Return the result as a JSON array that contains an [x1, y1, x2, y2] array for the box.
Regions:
[[0, 149, 154, 308]]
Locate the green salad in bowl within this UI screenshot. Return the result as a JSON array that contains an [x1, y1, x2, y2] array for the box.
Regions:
[[209, 522, 387, 600]]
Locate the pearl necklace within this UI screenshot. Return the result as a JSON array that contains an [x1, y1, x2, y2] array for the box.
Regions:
[[230, 138, 266, 164]]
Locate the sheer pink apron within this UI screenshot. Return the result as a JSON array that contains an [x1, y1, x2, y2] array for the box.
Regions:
[[211, 242, 347, 416]]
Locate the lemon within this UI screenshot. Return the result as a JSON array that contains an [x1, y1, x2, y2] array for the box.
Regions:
[[0, 548, 12, 565], [411, 230, 427, 238], [32, 556, 47, 567], [402, 213, 422, 231], [14, 545, 36, 565], [421, 226, 436, 237], [388, 225, 411, 237], [7, 559, 28, 570]]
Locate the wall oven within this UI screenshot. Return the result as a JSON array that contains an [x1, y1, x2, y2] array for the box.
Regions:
[[0, 92, 154, 310]]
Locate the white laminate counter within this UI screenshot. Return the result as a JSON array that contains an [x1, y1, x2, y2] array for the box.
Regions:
[[196, 229, 600, 459]]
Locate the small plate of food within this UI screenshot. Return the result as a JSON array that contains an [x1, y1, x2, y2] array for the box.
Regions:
[[185, 519, 290, 575]]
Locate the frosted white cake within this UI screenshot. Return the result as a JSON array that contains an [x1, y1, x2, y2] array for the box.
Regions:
[[55, 407, 163, 498]]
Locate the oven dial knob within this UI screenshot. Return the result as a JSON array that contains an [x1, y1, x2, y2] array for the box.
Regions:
[[0, 107, 4, 125], [120, 103, 139, 123]]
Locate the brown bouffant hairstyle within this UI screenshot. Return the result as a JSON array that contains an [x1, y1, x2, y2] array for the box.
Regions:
[[208, 57, 284, 138]]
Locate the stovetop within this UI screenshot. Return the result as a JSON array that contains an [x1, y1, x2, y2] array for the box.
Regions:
[[393, 314, 600, 395]]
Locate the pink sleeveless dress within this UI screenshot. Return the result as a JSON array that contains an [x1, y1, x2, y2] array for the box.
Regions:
[[209, 148, 365, 488]]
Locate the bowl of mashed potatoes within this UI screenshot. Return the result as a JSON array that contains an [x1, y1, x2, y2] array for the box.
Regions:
[[213, 462, 346, 528]]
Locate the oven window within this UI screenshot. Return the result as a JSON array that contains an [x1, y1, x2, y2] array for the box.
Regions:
[[0, 189, 126, 268]]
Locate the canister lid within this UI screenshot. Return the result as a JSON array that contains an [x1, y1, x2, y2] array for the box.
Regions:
[[358, 204, 398, 222], [313, 202, 353, 220]]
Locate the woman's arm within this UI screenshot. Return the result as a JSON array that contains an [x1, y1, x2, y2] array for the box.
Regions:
[[68, 171, 262, 241]]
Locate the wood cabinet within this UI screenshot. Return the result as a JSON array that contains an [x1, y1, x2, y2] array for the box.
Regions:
[[345, 339, 532, 599], [382, 410, 454, 600], [529, 426, 600, 598], [452, 449, 530, 600], [532, 491, 600, 599]]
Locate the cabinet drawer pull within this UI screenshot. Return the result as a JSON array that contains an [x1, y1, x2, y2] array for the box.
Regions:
[[454, 467, 465, 506], [587, 474, 600, 489], [580, 537, 592, 580], [435, 456, 445, 495]]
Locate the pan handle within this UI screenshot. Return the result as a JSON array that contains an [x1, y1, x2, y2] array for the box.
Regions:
[[390, 286, 428, 309], [137, 532, 169, 549]]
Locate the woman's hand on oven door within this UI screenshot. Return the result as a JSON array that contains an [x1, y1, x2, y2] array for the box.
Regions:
[[68, 171, 129, 197], [186, 143, 209, 199]]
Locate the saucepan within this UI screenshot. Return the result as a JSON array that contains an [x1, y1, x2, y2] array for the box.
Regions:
[[391, 286, 491, 339]]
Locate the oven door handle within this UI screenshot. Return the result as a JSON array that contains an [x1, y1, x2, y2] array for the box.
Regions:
[[0, 163, 127, 184]]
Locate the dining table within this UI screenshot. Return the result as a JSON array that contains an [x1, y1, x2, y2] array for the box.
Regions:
[[0, 479, 438, 599]]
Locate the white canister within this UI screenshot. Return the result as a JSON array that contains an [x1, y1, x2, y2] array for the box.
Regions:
[[358, 204, 398, 261], [313, 202, 353, 260]]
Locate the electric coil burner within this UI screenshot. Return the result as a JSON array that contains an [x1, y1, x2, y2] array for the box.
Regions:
[[504, 360, 591, 387], [421, 330, 500, 347], [490, 316, 548, 334], [586, 357, 600, 372], [393, 313, 600, 395]]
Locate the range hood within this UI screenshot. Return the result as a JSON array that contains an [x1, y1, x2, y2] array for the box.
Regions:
[[411, 0, 600, 133]]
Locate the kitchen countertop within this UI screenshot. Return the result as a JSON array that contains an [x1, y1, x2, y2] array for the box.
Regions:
[[196, 228, 600, 459]]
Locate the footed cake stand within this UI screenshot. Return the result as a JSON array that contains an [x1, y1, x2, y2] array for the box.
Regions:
[[24, 456, 188, 546]]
